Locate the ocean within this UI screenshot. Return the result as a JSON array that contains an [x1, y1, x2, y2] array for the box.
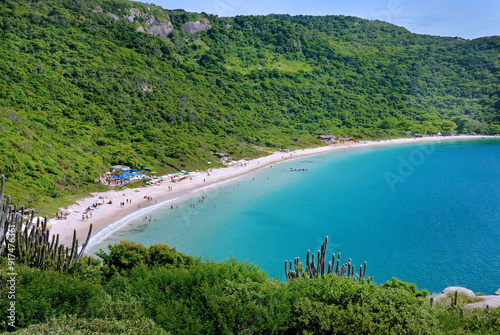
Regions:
[[87, 138, 500, 294]]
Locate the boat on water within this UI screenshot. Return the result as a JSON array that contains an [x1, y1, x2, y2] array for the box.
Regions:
[[290, 168, 308, 172]]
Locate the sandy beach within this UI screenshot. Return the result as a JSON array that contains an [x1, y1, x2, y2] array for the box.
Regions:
[[48, 135, 495, 250]]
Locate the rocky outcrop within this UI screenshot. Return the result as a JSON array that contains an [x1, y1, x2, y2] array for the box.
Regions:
[[433, 286, 500, 309], [142, 21, 174, 38], [106, 13, 120, 22], [142, 85, 153, 92], [91, 6, 206, 38], [123, 8, 142, 23], [465, 295, 500, 308], [181, 20, 211, 34], [433, 286, 476, 302], [124, 8, 174, 37]]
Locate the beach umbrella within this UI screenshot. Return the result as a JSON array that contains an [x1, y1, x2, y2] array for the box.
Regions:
[[143, 167, 150, 170]]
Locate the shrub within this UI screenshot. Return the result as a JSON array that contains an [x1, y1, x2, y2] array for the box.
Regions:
[[12, 315, 171, 335], [381, 277, 430, 297], [0, 264, 102, 331], [288, 275, 438, 334], [96, 242, 197, 278]]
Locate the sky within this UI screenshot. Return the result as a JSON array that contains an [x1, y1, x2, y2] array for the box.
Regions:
[[147, 0, 500, 39]]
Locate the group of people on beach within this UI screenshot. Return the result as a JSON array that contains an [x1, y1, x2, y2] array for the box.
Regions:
[[81, 212, 92, 221], [55, 211, 68, 220]]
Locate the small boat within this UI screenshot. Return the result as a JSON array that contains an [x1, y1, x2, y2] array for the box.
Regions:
[[290, 168, 308, 172]]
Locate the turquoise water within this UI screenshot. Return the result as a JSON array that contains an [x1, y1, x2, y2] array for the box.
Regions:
[[88, 138, 500, 294]]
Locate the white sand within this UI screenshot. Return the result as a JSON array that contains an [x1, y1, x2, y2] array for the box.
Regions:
[[48, 135, 494, 247]]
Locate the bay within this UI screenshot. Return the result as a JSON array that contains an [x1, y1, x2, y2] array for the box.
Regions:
[[88, 138, 500, 294]]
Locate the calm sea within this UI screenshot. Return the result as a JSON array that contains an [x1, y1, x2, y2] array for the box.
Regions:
[[87, 138, 500, 294]]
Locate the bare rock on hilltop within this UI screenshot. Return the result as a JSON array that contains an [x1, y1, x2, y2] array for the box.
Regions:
[[181, 20, 211, 34], [144, 21, 174, 38], [124, 8, 174, 37], [123, 8, 142, 22], [90, 6, 174, 38]]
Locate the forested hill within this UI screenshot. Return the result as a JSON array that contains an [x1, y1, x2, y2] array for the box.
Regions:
[[0, 0, 499, 210]]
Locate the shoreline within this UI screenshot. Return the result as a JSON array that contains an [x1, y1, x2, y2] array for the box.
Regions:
[[48, 135, 497, 250]]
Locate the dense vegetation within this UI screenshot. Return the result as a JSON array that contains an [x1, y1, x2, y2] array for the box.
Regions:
[[1, 242, 499, 334], [0, 0, 499, 210]]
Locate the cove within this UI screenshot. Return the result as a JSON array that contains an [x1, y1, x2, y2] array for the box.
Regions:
[[88, 138, 500, 294]]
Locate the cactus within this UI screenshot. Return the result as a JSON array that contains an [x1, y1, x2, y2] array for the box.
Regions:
[[0, 175, 93, 272], [452, 290, 458, 307], [285, 236, 367, 282]]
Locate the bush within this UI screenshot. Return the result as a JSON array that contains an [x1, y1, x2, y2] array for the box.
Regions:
[[381, 277, 430, 297], [4, 243, 499, 335], [96, 242, 198, 278], [0, 265, 102, 331], [12, 315, 171, 335], [102, 257, 270, 334], [288, 275, 438, 334]]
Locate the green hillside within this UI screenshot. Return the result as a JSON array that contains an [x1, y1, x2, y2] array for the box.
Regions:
[[0, 0, 499, 210]]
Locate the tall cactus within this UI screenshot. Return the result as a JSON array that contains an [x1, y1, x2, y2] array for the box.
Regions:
[[285, 236, 367, 281], [0, 175, 93, 271]]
